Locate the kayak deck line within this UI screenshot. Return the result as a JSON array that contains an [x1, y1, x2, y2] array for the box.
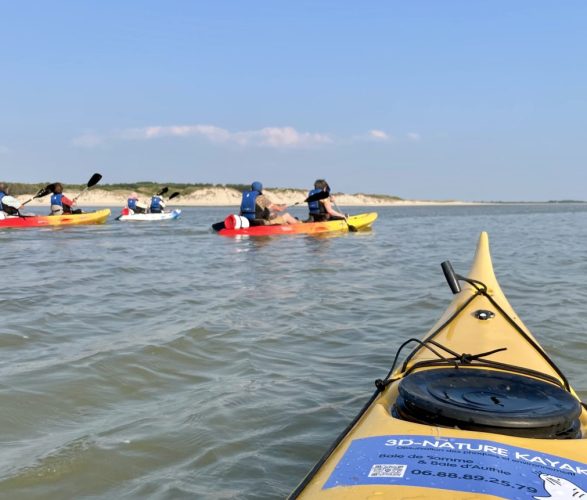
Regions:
[[290, 231, 587, 499]]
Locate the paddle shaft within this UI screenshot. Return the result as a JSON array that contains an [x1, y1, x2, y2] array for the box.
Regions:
[[72, 173, 102, 203], [20, 184, 56, 206], [332, 198, 357, 232]]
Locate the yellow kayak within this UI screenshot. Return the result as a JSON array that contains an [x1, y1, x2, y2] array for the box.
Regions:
[[291, 232, 587, 499], [0, 209, 110, 228]]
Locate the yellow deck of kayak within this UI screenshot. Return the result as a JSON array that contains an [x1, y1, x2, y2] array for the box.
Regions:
[[292, 232, 587, 499], [35, 209, 110, 226]]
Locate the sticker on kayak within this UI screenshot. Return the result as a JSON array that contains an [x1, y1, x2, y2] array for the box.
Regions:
[[323, 435, 587, 499]]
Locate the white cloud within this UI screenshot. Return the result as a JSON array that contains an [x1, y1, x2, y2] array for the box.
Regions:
[[368, 129, 392, 141], [74, 124, 334, 149], [120, 125, 232, 143], [72, 124, 417, 149], [234, 126, 333, 147]]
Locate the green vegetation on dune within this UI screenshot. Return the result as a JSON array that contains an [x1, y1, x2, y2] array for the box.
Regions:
[[3, 181, 404, 200], [5, 182, 252, 196]]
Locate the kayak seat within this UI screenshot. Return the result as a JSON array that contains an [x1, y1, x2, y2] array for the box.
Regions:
[[393, 368, 582, 439]]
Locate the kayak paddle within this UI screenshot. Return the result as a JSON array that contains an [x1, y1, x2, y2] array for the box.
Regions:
[[287, 190, 330, 208], [168, 191, 181, 200], [20, 183, 57, 206], [331, 197, 357, 232], [72, 173, 103, 203], [156, 187, 169, 196]]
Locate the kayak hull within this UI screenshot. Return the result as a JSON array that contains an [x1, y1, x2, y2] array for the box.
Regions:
[[117, 209, 182, 221], [291, 232, 587, 499], [216, 212, 377, 236], [0, 209, 111, 228]]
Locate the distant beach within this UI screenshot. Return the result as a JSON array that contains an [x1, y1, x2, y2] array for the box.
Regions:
[[20, 187, 482, 207]]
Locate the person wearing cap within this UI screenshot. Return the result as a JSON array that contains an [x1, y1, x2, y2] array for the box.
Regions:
[[307, 179, 346, 222], [127, 192, 147, 214], [50, 183, 77, 215], [240, 181, 300, 225]]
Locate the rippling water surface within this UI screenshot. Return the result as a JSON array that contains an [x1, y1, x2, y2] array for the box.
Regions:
[[1, 204, 587, 499]]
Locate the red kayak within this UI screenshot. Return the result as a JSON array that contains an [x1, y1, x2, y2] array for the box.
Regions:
[[213, 213, 378, 236]]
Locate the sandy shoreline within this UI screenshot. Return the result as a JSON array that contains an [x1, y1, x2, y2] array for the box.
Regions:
[[20, 187, 482, 207]]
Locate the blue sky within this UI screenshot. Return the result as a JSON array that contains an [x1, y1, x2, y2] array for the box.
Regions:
[[1, 1, 586, 201]]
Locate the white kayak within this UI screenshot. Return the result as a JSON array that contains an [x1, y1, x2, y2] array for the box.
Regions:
[[117, 209, 182, 222]]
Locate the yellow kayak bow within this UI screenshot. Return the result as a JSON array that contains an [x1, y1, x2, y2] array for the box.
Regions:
[[291, 232, 587, 499]]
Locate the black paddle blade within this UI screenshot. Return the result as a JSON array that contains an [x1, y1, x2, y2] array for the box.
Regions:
[[35, 184, 55, 198], [347, 223, 358, 232], [157, 187, 169, 196], [304, 191, 330, 203], [168, 191, 181, 200], [87, 173, 102, 188], [212, 221, 225, 231]]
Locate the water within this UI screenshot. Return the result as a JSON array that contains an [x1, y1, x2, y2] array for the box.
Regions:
[[1, 204, 586, 499]]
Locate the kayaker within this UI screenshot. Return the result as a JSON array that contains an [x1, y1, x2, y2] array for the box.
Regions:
[[240, 181, 300, 225], [307, 179, 346, 222], [0, 184, 22, 216], [150, 193, 166, 214], [50, 183, 77, 215], [127, 192, 147, 214], [0, 182, 7, 205]]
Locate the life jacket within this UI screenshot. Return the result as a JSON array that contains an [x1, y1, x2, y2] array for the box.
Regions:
[[240, 190, 268, 221], [308, 189, 326, 215], [150, 196, 163, 213], [50, 193, 72, 214], [128, 198, 138, 210], [0, 190, 6, 204], [1, 195, 21, 216]]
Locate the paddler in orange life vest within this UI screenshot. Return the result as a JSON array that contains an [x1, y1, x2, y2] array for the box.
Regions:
[[307, 179, 346, 222], [239, 181, 300, 225], [50, 183, 77, 215]]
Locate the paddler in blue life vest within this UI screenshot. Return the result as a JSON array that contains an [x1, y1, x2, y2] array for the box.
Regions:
[[50, 183, 78, 215], [127, 192, 147, 214], [307, 179, 346, 222], [0, 183, 22, 217], [149, 193, 166, 214], [240, 181, 300, 225]]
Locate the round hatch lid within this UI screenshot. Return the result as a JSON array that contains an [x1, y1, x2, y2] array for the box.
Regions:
[[394, 368, 581, 438]]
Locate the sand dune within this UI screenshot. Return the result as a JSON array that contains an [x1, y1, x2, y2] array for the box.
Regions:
[[21, 187, 477, 207]]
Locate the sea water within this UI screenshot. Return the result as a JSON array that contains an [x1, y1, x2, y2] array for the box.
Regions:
[[0, 204, 586, 498]]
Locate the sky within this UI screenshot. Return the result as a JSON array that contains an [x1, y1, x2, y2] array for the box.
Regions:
[[1, 1, 586, 201]]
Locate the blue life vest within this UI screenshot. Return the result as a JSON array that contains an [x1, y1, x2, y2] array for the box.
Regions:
[[0, 190, 6, 203], [240, 190, 261, 220], [50, 193, 64, 206], [308, 188, 326, 215], [150, 196, 163, 213], [128, 198, 137, 210]]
